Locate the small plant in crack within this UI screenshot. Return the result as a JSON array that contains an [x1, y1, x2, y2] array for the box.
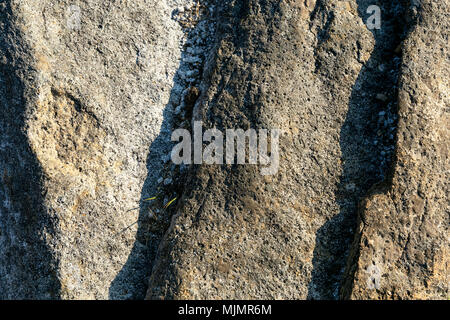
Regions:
[[116, 193, 178, 243]]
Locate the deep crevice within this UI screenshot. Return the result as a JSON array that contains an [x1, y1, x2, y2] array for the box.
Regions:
[[108, 0, 217, 299], [338, 0, 422, 299], [308, 0, 415, 299], [0, 0, 61, 299]]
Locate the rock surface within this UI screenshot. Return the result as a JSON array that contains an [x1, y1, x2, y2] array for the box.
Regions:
[[0, 0, 448, 300], [148, 0, 448, 299], [0, 0, 198, 299], [146, 0, 429, 299], [342, 0, 449, 300]]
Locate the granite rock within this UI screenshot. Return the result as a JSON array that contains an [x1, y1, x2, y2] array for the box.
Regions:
[[0, 0, 447, 300], [342, 0, 449, 300]]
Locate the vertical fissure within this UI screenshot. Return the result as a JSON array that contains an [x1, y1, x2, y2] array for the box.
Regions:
[[339, 0, 422, 299]]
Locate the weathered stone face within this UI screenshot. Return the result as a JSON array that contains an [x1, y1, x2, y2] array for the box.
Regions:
[[147, 0, 396, 299], [342, 0, 449, 300], [0, 0, 448, 300], [0, 0, 197, 299], [148, 0, 448, 300]]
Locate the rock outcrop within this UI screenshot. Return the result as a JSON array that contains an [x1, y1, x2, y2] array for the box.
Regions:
[[0, 0, 448, 300], [147, 0, 448, 300], [0, 0, 203, 299], [342, 0, 449, 299]]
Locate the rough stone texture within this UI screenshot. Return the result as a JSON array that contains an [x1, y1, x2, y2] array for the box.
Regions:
[[0, 0, 448, 300], [147, 0, 403, 299], [0, 0, 196, 299], [147, 0, 448, 300], [342, 0, 449, 300]]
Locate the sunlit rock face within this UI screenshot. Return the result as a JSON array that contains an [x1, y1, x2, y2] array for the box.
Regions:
[[0, 0, 447, 300], [342, 0, 449, 300], [0, 0, 197, 299]]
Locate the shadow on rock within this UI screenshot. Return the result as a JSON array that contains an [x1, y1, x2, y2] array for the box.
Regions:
[[109, 3, 211, 299], [0, 2, 60, 299], [308, 0, 404, 299]]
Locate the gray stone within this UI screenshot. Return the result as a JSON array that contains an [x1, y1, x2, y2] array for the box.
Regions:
[[0, 0, 447, 300], [341, 0, 449, 300], [0, 0, 197, 299]]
